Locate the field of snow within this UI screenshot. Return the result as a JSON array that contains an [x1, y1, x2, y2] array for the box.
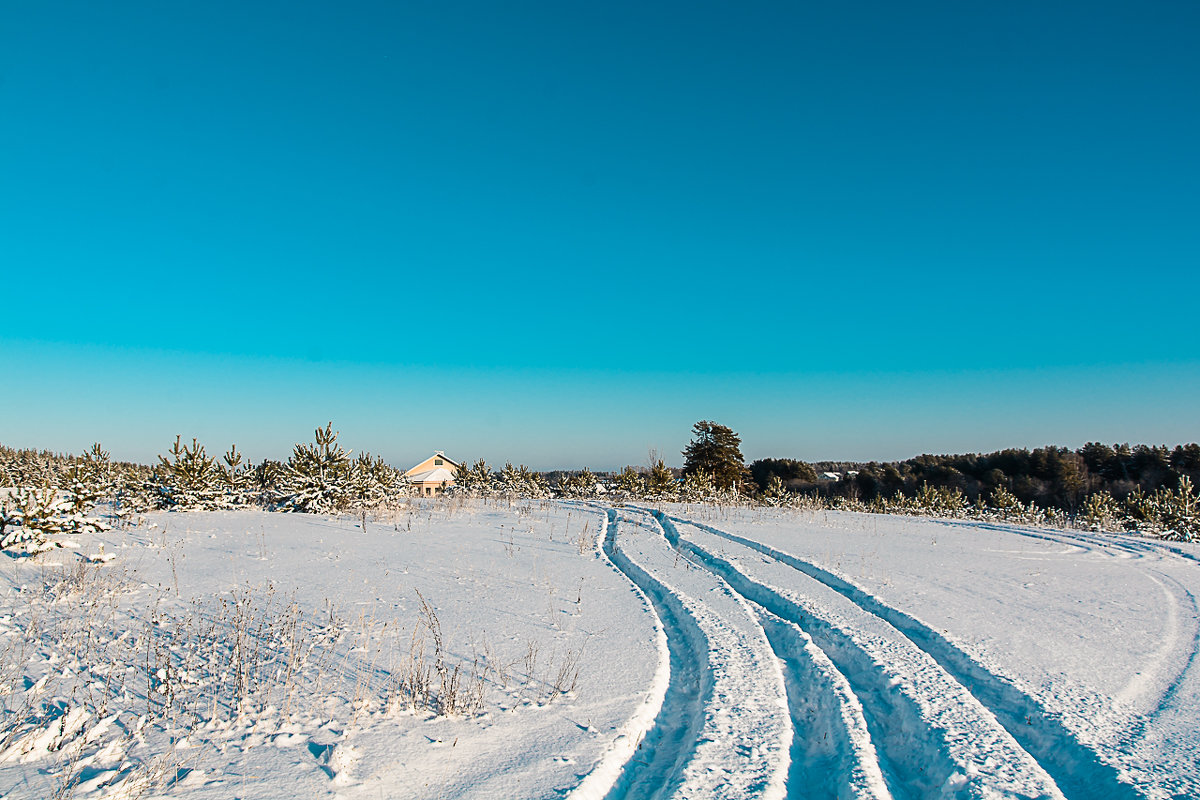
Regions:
[[1, 499, 1196, 799]]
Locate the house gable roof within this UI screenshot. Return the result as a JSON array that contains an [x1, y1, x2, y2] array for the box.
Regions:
[[406, 451, 460, 476]]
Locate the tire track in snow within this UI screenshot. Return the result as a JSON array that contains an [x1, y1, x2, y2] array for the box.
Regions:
[[581, 507, 792, 800], [936, 517, 1200, 797], [566, 508, 674, 800], [573, 508, 711, 800], [753, 609, 892, 800], [1113, 571, 1200, 797], [624, 508, 894, 800], [646, 511, 1052, 800], [930, 519, 1200, 566], [1142, 577, 1200, 724], [671, 513, 1143, 800]]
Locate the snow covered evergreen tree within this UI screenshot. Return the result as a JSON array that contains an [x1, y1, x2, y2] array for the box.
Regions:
[[277, 423, 352, 514], [153, 436, 224, 510], [1081, 490, 1120, 530], [63, 443, 112, 519], [680, 470, 717, 502], [762, 474, 789, 506], [614, 466, 645, 498], [0, 443, 112, 550], [497, 462, 523, 497], [0, 486, 71, 551], [219, 444, 258, 507], [681, 421, 750, 493], [644, 459, 678, 501], [559, 468, 599, 498], [452, 460, 478, 495], [347, 452, 405, 509], [518, 465, 550, 498], [457, 459, 494, 497]]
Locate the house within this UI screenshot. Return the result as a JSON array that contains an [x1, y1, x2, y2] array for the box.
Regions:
[[407, 452, 460, 496]]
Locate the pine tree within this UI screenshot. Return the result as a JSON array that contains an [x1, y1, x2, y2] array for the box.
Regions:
[[680, 470, 717, 502], [0, 485, 71, 551], [155, 436, 223, 510], [1081, 490, 1119, 530], [452, 458, 494, 498], [762, 474, 789, 507], [681, 421, 750, 493], [644, 459, 678, 500], [518, 465, 549, 498], [58, 443, 113, 533], [277, 423, 352, 513], [615, 466, 645, 497], [348, 452, 398, 509], [453, 459, 477, 495], [498, 462, 523, 497], [220, 444, 257, 507]]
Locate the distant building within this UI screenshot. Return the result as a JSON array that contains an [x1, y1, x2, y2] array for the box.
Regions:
[[407, 452, 460, 496], [820, 472, 842, 481]]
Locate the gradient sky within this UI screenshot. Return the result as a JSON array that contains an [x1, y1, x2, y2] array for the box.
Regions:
[[2, 1, 1198, 469]]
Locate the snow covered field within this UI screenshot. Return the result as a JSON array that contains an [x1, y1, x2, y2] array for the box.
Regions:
[[1, 500, 1196, 799]]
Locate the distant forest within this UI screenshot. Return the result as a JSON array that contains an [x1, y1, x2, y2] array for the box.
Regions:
[[751, 443, 1200, 512]]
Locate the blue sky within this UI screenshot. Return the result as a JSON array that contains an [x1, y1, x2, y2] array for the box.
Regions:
[[2, 1, 1197, 469]]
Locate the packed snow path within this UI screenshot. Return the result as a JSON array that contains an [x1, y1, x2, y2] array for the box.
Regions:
[[578, 504, 1196, 800]]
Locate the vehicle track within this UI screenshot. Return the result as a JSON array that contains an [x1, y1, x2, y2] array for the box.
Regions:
[[753, 608, 891, 800], [666, 511, 1144, 800], [591, 509, 712, 800], [931, 519, 1200, 739], [931, 519, 1200, 566], [597, 504, 897, 800], [581, 507, 790, 800], [638, 509, 1067, 800]]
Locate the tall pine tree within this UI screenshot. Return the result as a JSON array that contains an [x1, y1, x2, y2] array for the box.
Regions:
[[681, 420, 750, 493]]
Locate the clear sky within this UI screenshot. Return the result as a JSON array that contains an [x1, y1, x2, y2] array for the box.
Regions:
[[2, 1, 1198, 470]]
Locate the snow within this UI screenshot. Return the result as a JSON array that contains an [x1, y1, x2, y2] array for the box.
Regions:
[[0, 500, 1196, 799], [406, 467, 456, 483]]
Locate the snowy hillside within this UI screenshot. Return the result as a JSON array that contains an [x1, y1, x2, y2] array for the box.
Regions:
[[0, 500, 1195, 799]]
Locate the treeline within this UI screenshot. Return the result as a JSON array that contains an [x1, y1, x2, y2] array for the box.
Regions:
[[748, 443, 1200, 542], [0, 424, 409, 551], [753, 443, 1200, 510]]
